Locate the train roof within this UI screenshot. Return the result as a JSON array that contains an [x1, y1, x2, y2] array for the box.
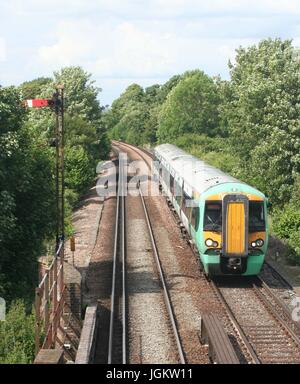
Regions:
[[154, 143, 263, 197]]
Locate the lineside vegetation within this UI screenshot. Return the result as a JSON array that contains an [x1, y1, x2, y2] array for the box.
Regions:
[[0, 67, 109, 363]]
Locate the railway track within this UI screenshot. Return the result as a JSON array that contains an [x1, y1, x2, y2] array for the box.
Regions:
[[107, 152, 127, 364], [213, 277, 300, 363], [137, 186, 186, 363], [259, 262, 298, 314], [113, 141, 300, 364], [256, 266, 300, 339], [109, 146, 186, 363]]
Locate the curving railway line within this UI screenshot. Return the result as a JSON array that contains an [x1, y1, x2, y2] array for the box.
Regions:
[[108, 144, 186, 364], [107, 152, 127, 364], [112, 140, 300, 364]]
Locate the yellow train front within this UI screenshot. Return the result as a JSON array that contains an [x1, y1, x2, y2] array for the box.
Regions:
[[154, 144, 268, 276]]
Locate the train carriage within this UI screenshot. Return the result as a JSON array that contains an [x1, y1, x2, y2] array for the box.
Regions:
[[154, 144, 269, 276]]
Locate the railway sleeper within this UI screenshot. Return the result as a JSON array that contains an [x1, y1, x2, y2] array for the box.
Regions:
[[200, 313, 239, 364]]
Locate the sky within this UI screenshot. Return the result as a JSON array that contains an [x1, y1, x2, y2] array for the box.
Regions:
[[0, 0, 300, 105]]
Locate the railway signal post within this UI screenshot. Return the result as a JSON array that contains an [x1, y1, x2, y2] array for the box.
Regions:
[[53, 85, 65, 253], [25, 86, 65, 252], [25, 86, 66, 355]]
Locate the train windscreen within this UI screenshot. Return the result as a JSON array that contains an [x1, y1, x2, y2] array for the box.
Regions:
[[249, 201, 265, 232], [204, 202, 222, 232], [204, 200, 265, 233]]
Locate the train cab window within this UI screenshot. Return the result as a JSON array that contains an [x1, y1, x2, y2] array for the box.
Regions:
[[191, 207, 200, 231], [249, 201, 265, 232], [204, 202, 222, 232]]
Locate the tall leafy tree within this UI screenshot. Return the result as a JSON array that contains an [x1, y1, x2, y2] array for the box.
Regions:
[[50, 66, 102, 122], [20, 77, 52, 100], [157, 70, 221, 142], [226, 39, 300, 204], [0, 86, 55, 301]]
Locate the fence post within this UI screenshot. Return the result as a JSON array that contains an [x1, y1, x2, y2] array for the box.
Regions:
[[53, 257, 58, 342], [53, 258, 58, 310], [44, 273, 50, 344], [35, 287, 41, 356]]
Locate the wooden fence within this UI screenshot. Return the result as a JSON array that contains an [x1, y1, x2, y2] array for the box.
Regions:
[[35, 242, 65, 355]]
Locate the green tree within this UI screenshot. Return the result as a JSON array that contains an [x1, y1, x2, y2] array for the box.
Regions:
[[65, 146, 95, 194], [0, 301, 35, 364], [157, 70, 220, 142], [48, 66, 102, 122], [20, 77, 52, 100], [225, 38, 300, 204], [0, 86, 56, 302]]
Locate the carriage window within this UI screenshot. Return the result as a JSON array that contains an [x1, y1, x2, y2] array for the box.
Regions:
[[175, 180, 182, 205], [162, 165, 169, 183], [204, 202, 222, 232], [182, 191, 192, 219], [170, 174, 174, 194], [191, 207, 200, 231], [249, 201, 265, 232]]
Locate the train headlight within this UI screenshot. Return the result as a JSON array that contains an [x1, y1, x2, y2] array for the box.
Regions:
[[205, 239, 214, 247], [251, 239, 264, 248], [205, 239, 218, 248], [256, 239, 264, 247]]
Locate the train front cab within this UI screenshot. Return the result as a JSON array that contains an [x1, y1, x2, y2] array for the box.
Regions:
[[199, 191, 268, 276]]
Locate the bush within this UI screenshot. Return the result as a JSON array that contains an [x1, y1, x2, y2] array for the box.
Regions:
[[272, 204, 300, 239], [0, 300, 35, 364], [172, 133, 235, 174], [65, 146, 95, 194], [272, 203, 300, 265], [287, 230, 300, 265]]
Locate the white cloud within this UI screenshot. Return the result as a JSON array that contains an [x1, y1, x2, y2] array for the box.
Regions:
[[36, 18, 260, 82], [37, 20, 174, 77], [5, 0, 300, 17], [92, 22, 174, 78], [0, 38, 6, 61], [153, 0, 300, 16], [38, 20, 95, 67], [3, 0, 300, 104]]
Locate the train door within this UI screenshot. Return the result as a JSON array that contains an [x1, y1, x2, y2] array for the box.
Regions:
[[181, 182, 193, 235], [173, 174, 183, 217], [221, 194, 249, 273]]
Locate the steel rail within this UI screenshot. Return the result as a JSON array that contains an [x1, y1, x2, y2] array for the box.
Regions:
[[107, 158, 120, 364], [264, 261, 294, 290], [107, 157, 126, 364], [112, 140, 153, 170], [120, 153, 127, 364], [107, 151, 127, 364]]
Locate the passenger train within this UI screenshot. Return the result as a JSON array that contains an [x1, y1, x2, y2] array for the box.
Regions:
[[153, 144, 268, 276]]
